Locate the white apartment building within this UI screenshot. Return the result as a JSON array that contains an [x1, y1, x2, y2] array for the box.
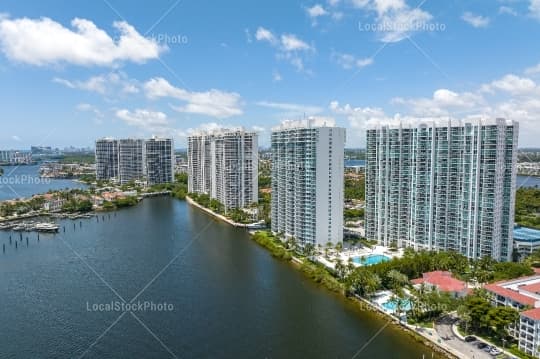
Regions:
[[95, 138, 119, 181], [188, 129, 258, 211], [95, 137, 174, 185], [365, 118, 519, 261], [145, 137, 174, 185], [118, 139, 145, 185], [271, 119, 345, 247]]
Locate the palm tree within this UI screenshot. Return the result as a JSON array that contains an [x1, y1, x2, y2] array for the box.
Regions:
[[335, 259, 346, 280], [304, 243, 315, 258]]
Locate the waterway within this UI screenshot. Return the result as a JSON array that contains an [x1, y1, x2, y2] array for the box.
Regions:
[[0, 197, 441, 358], [0, 165, 87, 201]]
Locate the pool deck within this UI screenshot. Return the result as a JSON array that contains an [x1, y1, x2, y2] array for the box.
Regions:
[[317, 245, 403, 269]]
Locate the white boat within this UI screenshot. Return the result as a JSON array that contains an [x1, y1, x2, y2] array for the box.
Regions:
[[34, 223, 60, 232]]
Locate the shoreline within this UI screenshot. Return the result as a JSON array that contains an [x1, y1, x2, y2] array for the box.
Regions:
[[185, 196, 249, 228], [185, 197, 457, 358]]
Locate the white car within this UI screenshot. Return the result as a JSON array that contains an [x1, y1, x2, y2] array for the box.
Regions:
[[489, 347, 502, 356]]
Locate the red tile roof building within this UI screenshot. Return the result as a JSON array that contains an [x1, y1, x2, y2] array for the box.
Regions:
[[484, 275, 540, 358], [410, 271, 468, 298]]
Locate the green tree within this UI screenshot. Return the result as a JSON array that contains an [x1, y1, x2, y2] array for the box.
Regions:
[[345, 267, 381, 297], [486, 306, 519, 340]]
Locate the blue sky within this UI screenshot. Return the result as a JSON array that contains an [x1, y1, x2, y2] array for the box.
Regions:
[[0, 0, 539, 148]]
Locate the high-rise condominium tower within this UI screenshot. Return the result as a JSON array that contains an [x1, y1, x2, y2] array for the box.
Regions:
[[271, 119, 345, 247], [118, 139, 145, 184], [188, 129, 258, 211], [145, 137, 174, 185], [95, 138, 119, 181], [365, 118, 518, 261]]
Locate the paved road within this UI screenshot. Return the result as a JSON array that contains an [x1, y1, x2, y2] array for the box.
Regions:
[[434, 316, 492, 359]]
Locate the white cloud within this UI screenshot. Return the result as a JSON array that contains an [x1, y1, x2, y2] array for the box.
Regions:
[[116, 109, 170, 135], [331, 61, 540, 146], [280, 34, 312, 51], [54, 75, 107, 94], [483, 74, 537, 95], [0, 16, 165, 67], [328, 0, 340, 6], [525, 63, 540, 75], [272, 71, 283, 82], [255, 27, 277, 44], [330, 101, 390, 146], [392, 89, 484, 116], [144, 77, 243, 118], [307, 4, 328, 18], [11, 135, 21, 142], [332, 51, 373, 69], [353, 0, 433, 42], [530, 0, 540, 19], [255, 27, 314, 71], [256, 101, 323, 117], [53, 72, 139, 95], [461, 12, 490, 28], [499, 6, 517, 16]]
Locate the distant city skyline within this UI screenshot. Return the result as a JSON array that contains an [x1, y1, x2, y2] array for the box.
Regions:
[[1, 1, 540, 149]]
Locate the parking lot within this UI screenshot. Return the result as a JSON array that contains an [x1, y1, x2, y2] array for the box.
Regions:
[[434, 316, 511, 359]]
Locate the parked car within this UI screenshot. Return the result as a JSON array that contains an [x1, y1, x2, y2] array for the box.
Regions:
[[490, 348, 502, 356], [483, 345, 493, 352], [465, 336, 477, 343], [477, 342, 488, 349]]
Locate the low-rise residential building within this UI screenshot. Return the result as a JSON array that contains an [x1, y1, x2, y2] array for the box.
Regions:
[[484, 276, 540, 310], [519, 309, 540, 357], [411, 271, 469, 298], [514, 226, 540, 259], [41, 194, 66, 212], [485, 275, 540, 352]]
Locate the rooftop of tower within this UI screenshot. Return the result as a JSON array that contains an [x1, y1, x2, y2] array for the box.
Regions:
[[272, 117, 340, 131], [366, 117, 517, 130]]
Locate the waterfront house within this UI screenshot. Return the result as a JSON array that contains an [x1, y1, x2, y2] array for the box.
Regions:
[[410, 271, 468, 298], [41, 194, 66, 212]]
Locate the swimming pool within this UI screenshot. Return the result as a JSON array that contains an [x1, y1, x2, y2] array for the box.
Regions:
[[382, 299, 412, 312], [352, 254, 390, 266]]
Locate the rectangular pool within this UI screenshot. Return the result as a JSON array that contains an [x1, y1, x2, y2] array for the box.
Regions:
[[352, 254, 390, 266]]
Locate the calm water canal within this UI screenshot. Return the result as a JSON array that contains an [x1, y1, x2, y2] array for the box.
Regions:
[[0, 197, 441, 358]]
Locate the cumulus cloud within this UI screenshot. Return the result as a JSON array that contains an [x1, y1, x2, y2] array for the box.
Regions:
[[330, 61, 540, 146], [255, 27, 277, 44], [255, 27, 314, 71], [392, 89, 484, 116], [461, 12, 490, 28], [330, 101, 391, 146], [307, 4, 328, 18], [0, 16, 165, 67], [354, 0, 433, 42], [115, 109, 173, 136], [332, 51, 373, 70], [144, 77, 243, 118], [53, 72, 140, 95], [482, 74, 537, 95]]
